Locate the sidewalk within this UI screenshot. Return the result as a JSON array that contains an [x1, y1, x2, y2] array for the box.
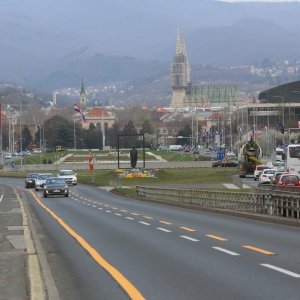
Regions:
[[0, 185, 29, 300], [0, 185, 49, 300]]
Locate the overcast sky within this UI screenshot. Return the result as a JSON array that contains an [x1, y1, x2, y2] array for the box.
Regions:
[[218, 0, 300, 2]]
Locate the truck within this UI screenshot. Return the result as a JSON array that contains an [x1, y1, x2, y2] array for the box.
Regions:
[[238, 138, 262, 178]]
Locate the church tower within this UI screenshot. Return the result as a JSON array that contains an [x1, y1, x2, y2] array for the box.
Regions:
[[80, 80, 87, 108], [170, 27, 190, 108]]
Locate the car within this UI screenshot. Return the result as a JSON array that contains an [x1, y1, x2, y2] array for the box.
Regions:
[[57, 169, 77, 185], [35, 173, 53, 191], [267, 160, 285, 172], [25, 173, 39, 188], [276, 174, 300, 187], [270, 171, 285, 185], [4, 153, 12, 159], [212, 160, 238, 167], [253, 165, 269, 181], [43, 177, 69, 198], [258, 168, 277, 184]]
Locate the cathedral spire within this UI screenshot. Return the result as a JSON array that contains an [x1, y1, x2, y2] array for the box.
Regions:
[[80, 79, 86, 96], [176, 26, 183, 55]]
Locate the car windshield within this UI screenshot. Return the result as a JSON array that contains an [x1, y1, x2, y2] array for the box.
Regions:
[[46, 178, 65, 184], [60, 171, 74, 175], [282, 175, 299, 182], [27, 174, 38, 178], [38, 174, 53, 180]]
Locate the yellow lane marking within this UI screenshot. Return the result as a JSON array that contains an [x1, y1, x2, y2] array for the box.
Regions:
[[29, 191, 145, 300], [131, 213, 139, 216], [159, 221, 172, 225], [206, 234, 228, 241], [143, 216, 153, 220], [180, 226, 196, 232], [121, 210, 127, 213], [242, 245, 275, 255]]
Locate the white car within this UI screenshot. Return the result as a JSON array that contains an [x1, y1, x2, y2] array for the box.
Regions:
[[35, 173, 53, 191], [258, 168, 277, 184], [57, 170, 77, 185], [4, 153, 12, 159]]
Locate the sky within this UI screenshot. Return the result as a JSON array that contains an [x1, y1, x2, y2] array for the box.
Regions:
[[218, 0, 300, 2]]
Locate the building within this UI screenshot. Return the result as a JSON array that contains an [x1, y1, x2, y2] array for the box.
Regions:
[[81, 107, 116, 130], [170, 28, 240, 108], [79, 80, 87, 108]]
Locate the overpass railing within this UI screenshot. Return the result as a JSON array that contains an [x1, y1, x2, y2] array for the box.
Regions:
[[136, 186, 300, 220]]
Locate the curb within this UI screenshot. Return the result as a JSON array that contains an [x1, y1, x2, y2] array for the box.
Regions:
[[14, 187, 60, 300]]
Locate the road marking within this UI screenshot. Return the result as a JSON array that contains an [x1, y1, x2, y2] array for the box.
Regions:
[[115, 213, 122, 216], [213, 247, 240, 256], [121, 210, 127, 213], [131, 213, 139, 216], [261, 264, 300, 278], [180, 236, 199, 242], [243, 245, 275, 255], [92, 205, 97, 208], [126, 217, 134, 220], [98, 208, 103, 210], [104, 204, 109, 207], [143, 216, 153, 220], [139, 221, 150, 226], [105, 210, 111, 213], [206, 234, 228, 241], [223, 184, 240, 189], [157, 227, 172, 233], [111, 207, 118, 210], [28, 191, 145, 300], [159, 220, 172, 225], [180, 226, 196, 232]]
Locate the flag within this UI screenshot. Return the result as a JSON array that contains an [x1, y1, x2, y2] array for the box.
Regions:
[[74, 103, 86, 122]]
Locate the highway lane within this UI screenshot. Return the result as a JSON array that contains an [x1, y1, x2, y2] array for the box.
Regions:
[[3, 178, 300, 299]]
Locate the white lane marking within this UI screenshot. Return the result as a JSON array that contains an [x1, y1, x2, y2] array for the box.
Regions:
[[0, 194, 3, 203], [92, 205, 97, 208], [98, 208, 103, 210], [126, 217, 134, 220], [80, 196, 84, 199], [180, 236, 199, 242], [213, 247, 240, 256], [261, 264, 300, 278], [105, 210, 111, 213], [115, 213, 122, 216], [157, 227, 172, 233], [139, 221, 150, 226]]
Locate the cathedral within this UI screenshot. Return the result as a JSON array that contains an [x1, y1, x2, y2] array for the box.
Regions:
[[170, 28, 240, 108]]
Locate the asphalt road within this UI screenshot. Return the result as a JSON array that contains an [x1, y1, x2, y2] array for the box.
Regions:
[[2, 178, 300, 300]]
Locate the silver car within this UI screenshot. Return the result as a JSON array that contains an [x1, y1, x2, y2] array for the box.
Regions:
[[35, 173, 53, 191]]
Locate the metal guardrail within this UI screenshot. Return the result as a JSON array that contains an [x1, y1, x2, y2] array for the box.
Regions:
[[136, 186, 300, 220]]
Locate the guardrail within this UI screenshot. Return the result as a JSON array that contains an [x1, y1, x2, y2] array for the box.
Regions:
[[136, 186, 300, 220]]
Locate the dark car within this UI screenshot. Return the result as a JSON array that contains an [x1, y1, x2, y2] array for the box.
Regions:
[[212, 160, 238, 168], [25, 173, 39, 188], [43, 177, 69, 198]]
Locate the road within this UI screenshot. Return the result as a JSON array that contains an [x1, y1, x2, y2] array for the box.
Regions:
[[2, 178, 300, 299]]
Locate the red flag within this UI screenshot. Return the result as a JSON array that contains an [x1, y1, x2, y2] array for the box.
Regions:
[[89, 162, 93, 173]]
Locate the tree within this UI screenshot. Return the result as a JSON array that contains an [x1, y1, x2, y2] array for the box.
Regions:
[[120, 120, 138, 148], [176, 124, 192, 145], [22, 126, 33, 149], [106, 122, 121, 148], [140, 119, 154, 135]]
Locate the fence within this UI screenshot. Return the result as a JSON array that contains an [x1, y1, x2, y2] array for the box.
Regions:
[[136, 186, 300, 220]]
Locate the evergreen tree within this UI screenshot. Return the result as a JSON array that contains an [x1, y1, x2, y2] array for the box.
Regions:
[[121, 120, 138, 148], [22, 126, 32, 149]]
